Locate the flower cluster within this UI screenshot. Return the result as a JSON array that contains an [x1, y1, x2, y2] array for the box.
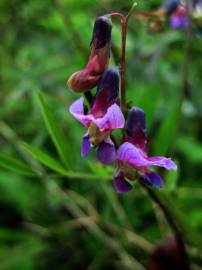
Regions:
[[168, 0, 202, 33], [67, 15, 177, 193], [148, 0, 202, 35]]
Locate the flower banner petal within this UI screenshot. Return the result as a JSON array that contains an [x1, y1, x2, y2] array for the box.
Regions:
[[117, 142, 177, 170], [94, 104, 125, 131], [69, 97, 94, 127], [117, 142, 150, 168]]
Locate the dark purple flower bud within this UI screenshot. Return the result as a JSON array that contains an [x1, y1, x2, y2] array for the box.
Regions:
[[91, 15, 112, 49], [90, 67, 120, 118], [124, 107, 147, 151], [163, 0, 180, 16]]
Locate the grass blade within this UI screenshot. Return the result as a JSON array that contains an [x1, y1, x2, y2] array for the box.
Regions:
[[21, 142, 69, 176], [0, 154, 37, 177], [37, 92, 70, 168]]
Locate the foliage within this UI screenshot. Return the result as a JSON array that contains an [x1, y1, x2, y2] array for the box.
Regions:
[[0, 0, 202, 269]]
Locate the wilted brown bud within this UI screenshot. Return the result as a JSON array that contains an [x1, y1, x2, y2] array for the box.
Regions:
[[67, 16, 112, 93], [67, 70, 100, 93]]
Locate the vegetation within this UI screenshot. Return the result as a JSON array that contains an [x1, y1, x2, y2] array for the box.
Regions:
[[0, 0, 202, 269]]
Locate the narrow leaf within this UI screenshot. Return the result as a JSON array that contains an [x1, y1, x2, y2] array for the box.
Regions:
[[153, 103, 178, 156], [37, 92, 70, 168], [177, 136, 202, 163], [0, 154, 37, 177], [21, 142, 68, 176]]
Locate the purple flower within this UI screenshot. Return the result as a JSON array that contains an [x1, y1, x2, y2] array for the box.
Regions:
[[69, 68, 125, 164], [114, 107, 177, 193], [67, 16, 112, 93], [170, 4, 189, 29]]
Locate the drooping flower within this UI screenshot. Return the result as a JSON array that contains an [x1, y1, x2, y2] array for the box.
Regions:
[[69, 68, 124, 164], [114, 107, 177, 193], [170, 3, 189, 29], [67, 15, 112, 93]]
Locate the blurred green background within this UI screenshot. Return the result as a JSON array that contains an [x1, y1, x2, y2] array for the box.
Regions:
[[0, 0, 202, 269]]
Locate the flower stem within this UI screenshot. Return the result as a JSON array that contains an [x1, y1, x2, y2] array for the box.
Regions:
[[120, 18, 127, 113], [110, 3, 137, 113]]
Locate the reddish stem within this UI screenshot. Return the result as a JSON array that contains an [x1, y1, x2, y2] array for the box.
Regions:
[[110, 12, 131, 113], [120, 18, 127, 113]]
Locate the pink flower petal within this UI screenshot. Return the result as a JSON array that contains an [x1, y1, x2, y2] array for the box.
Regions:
[[147, 156, 177, 170], [117, 142, 149, 168], [69, 97, 93, 127], [117, 142, 177, 170], [70, 98, 124, 132], [94, 104, 125, 131]]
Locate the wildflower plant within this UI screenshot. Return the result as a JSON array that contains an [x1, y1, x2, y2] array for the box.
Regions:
[[67, 2, 177, 193]]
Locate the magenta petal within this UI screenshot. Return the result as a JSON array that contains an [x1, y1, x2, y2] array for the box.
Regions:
[[69, 97, 94, 127], [82, 134, 91, 157], [117, 142, 177, 171], [70, 98, 124, 132], [94, 104, 125, 131], [141, 171, 163, 188], [96, 139, 115, 164], [117, 142, 150, 168], [147, 156, 177, 170], [114, 175, 133, 193]]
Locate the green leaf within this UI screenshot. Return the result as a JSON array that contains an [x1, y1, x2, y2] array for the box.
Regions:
[[133, 84, 160, 130], [0, 154, 37, 177], [87, 161, 114, 180], [21, 142, 68, 176], [177, 136, 202, 163], [153, 103, 178, 156], [37, 92, 70, 168], [0, 239, 46, 270], [20, 143, 104, 181]]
